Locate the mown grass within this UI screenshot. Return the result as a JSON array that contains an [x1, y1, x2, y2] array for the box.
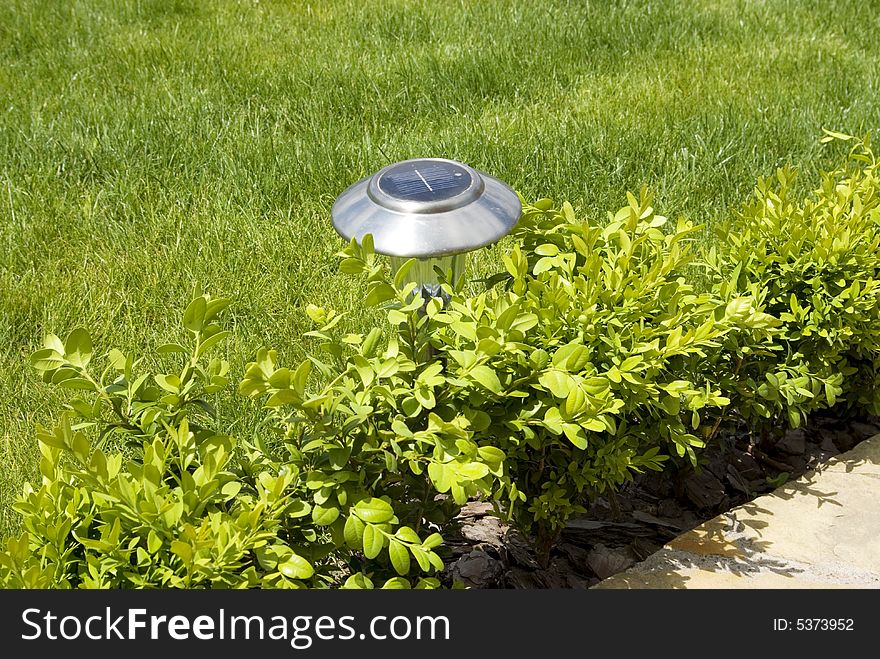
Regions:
[[1, 0, 878, 536]]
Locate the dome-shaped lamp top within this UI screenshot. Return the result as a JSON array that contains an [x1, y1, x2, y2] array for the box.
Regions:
[[331, 158, 521, 258]]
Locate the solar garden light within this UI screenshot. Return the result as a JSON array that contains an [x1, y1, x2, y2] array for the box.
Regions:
[[331, 158, 521, 306]]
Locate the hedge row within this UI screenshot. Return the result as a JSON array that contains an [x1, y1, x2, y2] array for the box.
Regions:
[[2, 134, 877, 588]]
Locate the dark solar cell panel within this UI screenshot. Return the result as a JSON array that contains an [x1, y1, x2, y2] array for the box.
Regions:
[[380, 161, 472, 202]]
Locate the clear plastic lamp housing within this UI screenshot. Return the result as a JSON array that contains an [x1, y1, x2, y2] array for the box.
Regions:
[[389, 253, 466, 304], [332, 158, 521, 304]]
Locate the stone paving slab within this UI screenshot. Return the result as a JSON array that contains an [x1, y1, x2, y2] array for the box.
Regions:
[[596, 434, 880, 589]]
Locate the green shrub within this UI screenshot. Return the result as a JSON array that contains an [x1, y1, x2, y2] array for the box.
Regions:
[[325, 190, 771, 560], [0, 290, 445, 589], [4, 192, 765, 585], [5, 136, 878, 587], [707, 132, 880, 429]]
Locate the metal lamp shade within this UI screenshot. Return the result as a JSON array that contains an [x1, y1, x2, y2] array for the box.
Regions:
[[331, 158, 521, 301], [331, 158, 521, 258]]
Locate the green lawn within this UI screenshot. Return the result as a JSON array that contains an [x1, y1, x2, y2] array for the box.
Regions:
[[1, 0, 878, 537]]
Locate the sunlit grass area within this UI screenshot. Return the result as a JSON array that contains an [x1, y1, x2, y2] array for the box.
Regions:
[[1, 0, 878, 535]]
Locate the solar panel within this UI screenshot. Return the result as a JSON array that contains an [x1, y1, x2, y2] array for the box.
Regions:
[[378, 160, 473, 203]]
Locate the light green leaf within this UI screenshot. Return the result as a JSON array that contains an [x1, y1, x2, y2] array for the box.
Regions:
[[401, 396, 421, 417], [391, 418, 414, 438], [394, 526, 421, 544], [427, 552, 445, 572], [58, 377, 96, 390], [477, 445, 505, 467], [44, 333, 65, 354], [147, 530, 162, 554], [170, 541, 192, 564], [381, 577, 411, 589], [362, 524, 385, 559], [376, 359, 399, 379], [820, 128, 853, 142], [183, 296, 207, 333], [661, 395, 680, 415], [154, 374, 180, 394], [361, 327, 383, 358], [467, 410, 491, 432], [64, 328, 92, 368], [562, 423, 588, 449], [292, 360, 311, 395], [457, 462, 489, 480], [393, 258, 417, 288], [30, 348, 65, 372], [268, 367, 291, 389], [422, 533, 443, 550], [197, 330, 230, 357], [582, 418, 606, 432], [387, 309, 408, 325], [354, 497, 394, 523], [312, 504, 340, 526], [71, 432, 90, 463], [156, 343, 187, 355], [305, 304, 326, 324], [450, 482, 468, 505], [510, 313, 539, 333], [339, 258, 366, 275], [344, 514, 366, 550], [352, 356, 374, 388], [266, 388, 300, 407], [563, 386, 587, 418], [365, 283, 397, 307], [279, 554, 315, 580], [538, 370, 574, 398], [221, 481, 242, 499], [341, 573, 374, 589], [469, 365, 502, 394], [551, 342, 589, 372], [410, 547, 432, 571], [427, 462, 454, 493], [204, 298, 232, 323], [388, 540, 410, 576]]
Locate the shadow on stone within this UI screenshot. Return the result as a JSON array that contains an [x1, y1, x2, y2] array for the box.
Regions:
[[595, 434, 880, 589]]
